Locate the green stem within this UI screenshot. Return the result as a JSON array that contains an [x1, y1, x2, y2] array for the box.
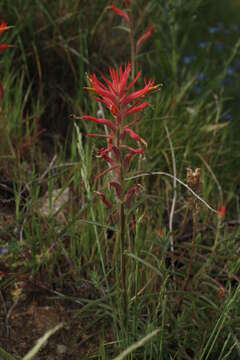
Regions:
[[184, 214, 197, 290], [129, 12, 135, 81], [212, 218, 221, 255], [194, 217, 221, 288], [120, 201, 127, 324], [177, 213, 197, 310]]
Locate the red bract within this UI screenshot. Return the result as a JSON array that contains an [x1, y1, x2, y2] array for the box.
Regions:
[[83, 115, 116, 131], [0, 44, 9, 52], [218, 205, 226, 219], [82, 63, 158, 209], [125, 183, 141, 207], [111, 5, 130, 25], [123, 148, 144, 169], [123, 126, 147, 146], [95, 191, 113, 209], [0, 22, 8, 35], [136, 25, 154, 53], [109, 180, 123, 198]]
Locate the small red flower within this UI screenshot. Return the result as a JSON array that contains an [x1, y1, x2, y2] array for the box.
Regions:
[[136, 25, 154, 53], [218, 205, 226, 218], [157, 229, 163, 237], [0, 22, 8, 35], [0, 22, 10, 52], [111, 5, 130, 25], [0, 44, 9, 52]]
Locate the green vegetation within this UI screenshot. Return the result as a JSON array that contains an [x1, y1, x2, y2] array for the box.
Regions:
[[0, 0, 239, 359]]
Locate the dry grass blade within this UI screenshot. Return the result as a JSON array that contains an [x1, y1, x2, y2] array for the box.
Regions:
[[126, 171, 218, 214], [22, 323, 64, 360], [0, 347, 16, 360], [113, 328, 160, 360]]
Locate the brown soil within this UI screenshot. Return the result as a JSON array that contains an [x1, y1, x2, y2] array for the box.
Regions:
[[0, 287, 104, 359]]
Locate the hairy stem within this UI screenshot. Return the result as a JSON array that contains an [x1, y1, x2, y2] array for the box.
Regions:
[[120, 201, 127, 324], [118, 119, 127, 327]]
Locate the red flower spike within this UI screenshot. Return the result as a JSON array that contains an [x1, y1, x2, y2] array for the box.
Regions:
[[125, 0, 131, 6], [136, 25, 154, 53], [218, 205, 226, 218], [95, 191, 113, 209], [82, 62, 158, 207], [86, 63, 158, 118]]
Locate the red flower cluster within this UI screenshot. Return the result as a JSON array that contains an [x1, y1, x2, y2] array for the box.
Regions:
[[0, 21, 9, 52], [0, 21, 10, 99], [83, 63, 158, 208]]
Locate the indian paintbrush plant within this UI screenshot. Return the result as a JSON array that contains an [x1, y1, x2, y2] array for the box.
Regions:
[[81, 62, 159, 325], [0, 21, 10, 100]]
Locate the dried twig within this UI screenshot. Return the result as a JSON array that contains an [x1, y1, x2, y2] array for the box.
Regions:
[[126, 171, 218, 214]]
